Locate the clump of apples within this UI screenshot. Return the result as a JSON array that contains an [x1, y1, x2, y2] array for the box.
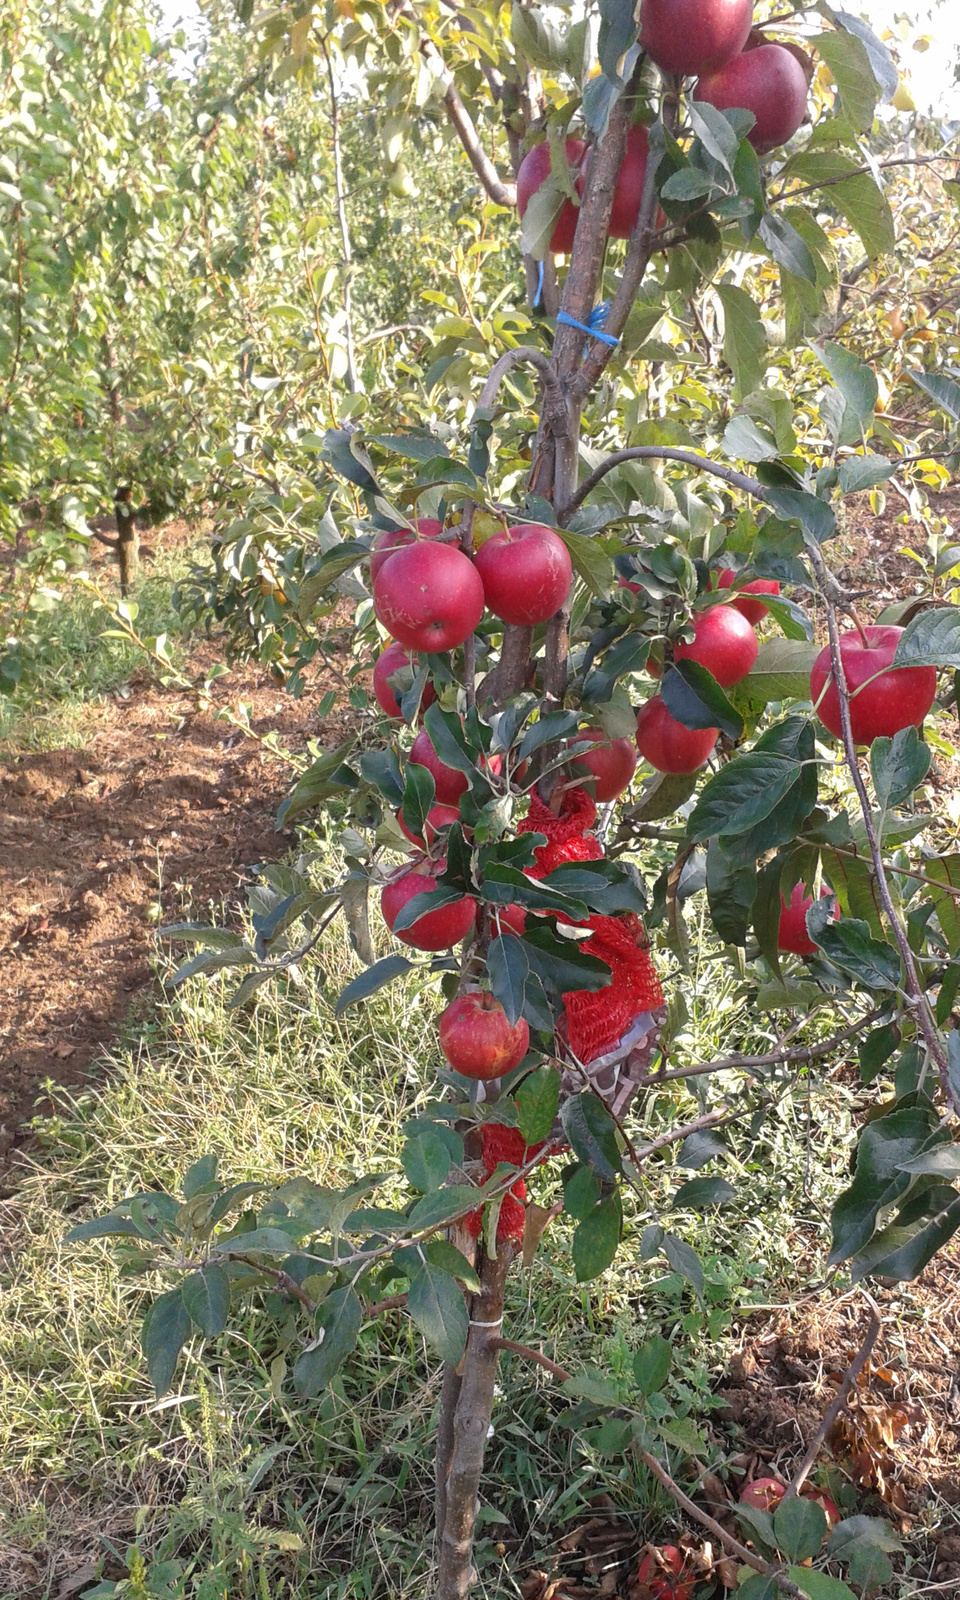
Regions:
[[635, 599, 759, 776]]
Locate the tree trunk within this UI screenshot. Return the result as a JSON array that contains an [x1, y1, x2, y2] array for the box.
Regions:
[[434, 1243, 516, 1599], [115, 486, 138, 596]]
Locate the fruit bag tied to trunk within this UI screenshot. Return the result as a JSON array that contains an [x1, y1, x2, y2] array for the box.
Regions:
[[519, 787, 666, 1121]]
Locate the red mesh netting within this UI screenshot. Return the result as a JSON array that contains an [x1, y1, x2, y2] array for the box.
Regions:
[[518, 786, 604, 874], [564, 911, 663, 1064], [464, 1123, 543, 1242]]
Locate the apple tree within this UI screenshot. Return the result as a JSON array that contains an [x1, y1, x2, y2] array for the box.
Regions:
[[68, 4, 960, 1597]]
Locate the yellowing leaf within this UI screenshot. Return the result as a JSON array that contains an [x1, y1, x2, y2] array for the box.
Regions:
[[892, 79, 916, 112]]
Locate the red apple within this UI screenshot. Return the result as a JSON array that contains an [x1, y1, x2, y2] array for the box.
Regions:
[[373, 541, 485, 654], [372, 640, 438, 719], [409, 727, 469, 804], [802, 1486, 840, 1530], [381, 858, 476, 951], [474, 523, 573, 627], [397, 802, 461, 850], [698, 43, 810, 151], [739, 1477, 787, 1514], [636, 697, 718, 774], [810, 625, 937, 745], [636, 1545, 695, 1600], [579, 125, 653, 238], [778, 882, 838, 957], [640, 0, 753, 77], [496, 903, 527, 937], [716, 568, 781, 626], [370, 519, 444, 582], [574, 727, 638, 801], [516, 138, 586, 255], [674, 606, 758, 687], [438, 992, 530, 1080]]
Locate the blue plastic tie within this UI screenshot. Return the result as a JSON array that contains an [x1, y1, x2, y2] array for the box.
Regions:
[[556, 299, 619, 348], [533, 259, 545, 309]]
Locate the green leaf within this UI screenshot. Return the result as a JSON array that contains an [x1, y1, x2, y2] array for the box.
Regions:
[[662, 1232, 704, 1299], [820, 850, 884, 941], [688, 100, 741, 174], [629, 769, 699, 822], [811, 915, 901, 989], [423, 1239, 481, 1293], [553, 526, 614, 600], [572, 1191, 622, 1281], [892, 606, 960, 669], [858, 1023, 899, 1084], [722, 414, 780, 462], [661, 660, 743, 740], [597, 0, 639, 80], [706, 838, 756, 946], [816, 341, 878, 428], [400, 760, 436, 842], [277, 741, 357, 826], [564, 1164, 602, 1221], [335, 955, 415, 1016], [561, 1094, 621, 1181], [402, 1129, 453, 1192], [517, 709, 581, 763], [408, 1184, 479, 1231], [358, 749, 405, 807], [183, 1155, 218, 1198], [516, 1066, 560, 1144], [66, 1211, 145, 1244], [786, 1568, 857, 1600], [910, 368, 960, 424], [837, 454, 895, 494], [814, 29, 880, 131], [181, 1264, 230, 1336], [143, 1288, 191, 1397], [852, 1193, 960, 1283], [774, 1495, 827, 1562], [392, 883, 471, 934], [871, 727, 931, 810], [487, 933, 531, 1028], [759, 214, 817, 283], [407, 1261, 469, 1363], [828, 1108, 935, 1264], [688, 754, 806, 841], [734, 1577, 779, 1600], [672, 1176, 736, 1209], [833, 13, 898, 99], [828, 1514, 902, 1589], [777, 151, 894, 257], [716, 283, 767, 402], [633, 1334, 671, 1395], [740, 638, 818, 702], [293, 1287, 363, 1396]]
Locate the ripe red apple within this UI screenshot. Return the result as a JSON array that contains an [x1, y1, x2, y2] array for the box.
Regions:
[[372, 640, 438, 719], [716, 568, 781, 626], [516, 137, 586, 255], [574, 728, 638, 801], [381, 859, 476, 951], [409, 727, 469, 804], [438, 992, 530, 1080], [636, 1545, 695, 1600], [739, 1477, 787, 1514], [497, 903, 527, 937], [370, 519, 444, 582], [778, 882, 839, 957], [674, 606, 758, 687], [697, 43, 810, 151], [810, 625, 937, 745], [373, 541, 485, 654], [636, 697, 718, 774], [473, 523, 573, 627], [397, 801, 461, 851], [640, 0, 753, 77]]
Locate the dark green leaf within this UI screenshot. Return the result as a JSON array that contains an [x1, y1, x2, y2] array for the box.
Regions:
[[871, 727, 931, 810], [358, 749, 405, 807], [184, 1155, 218, 1198], [143, 1288, 191, 1397], [662, 1233, 704, 1299], [910, 368, 960, 424], [423, 1238, 481, 1293], [893, 606, 960, 669], [858, 1023, 899, 1083], [181, 1264, 230, 1336], [278, 741, 356, 825], [734, 1577, 779, 1600], [837, 454, 895, 495], [335, 955, 415, 1016], [828, 1108, 935, 1264], [706, 838, 756, 946], [785, 1567, 858, 1600], [572, 1191, 622, 1281], [293, 1287, 363, 1397], [402, 1129, 452, 1192], [516, 1066, 560, 1145], [774, 1495, 827, 1562], [561, 1094, 622, 1180], [672, 1176, 736, 1209], [564, 1164, 602, 1221], [828, 1514, 901, 1589], [688, 754, 806, 841], [487, 933, 529, 1027], [661, 660, 742, 740], [517, 709, 581, 763], [392, 884, 471, 934], [400, 760, 436, 842], [811, 915, 901, 989], [597, 0, 638, 80], [633, 1334, 672, 1395], [407, 1262, 468, 1364], [851, 1193, 960, 1283]]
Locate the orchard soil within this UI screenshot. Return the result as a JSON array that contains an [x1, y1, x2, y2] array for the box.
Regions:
[[3, 506, 960, 1596]]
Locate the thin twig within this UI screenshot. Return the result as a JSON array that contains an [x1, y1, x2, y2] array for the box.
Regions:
[[477, 346, 559, 409], [783, 1293, 882, 1499], [559, 447, 764, 522], [640, 1007, 885, 1087]]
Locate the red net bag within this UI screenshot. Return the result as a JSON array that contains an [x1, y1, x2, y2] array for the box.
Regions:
[[464, 1123, 541, 1242], [518, 786, 604, 873]]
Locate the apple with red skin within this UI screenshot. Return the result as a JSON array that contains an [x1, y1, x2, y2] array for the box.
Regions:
[[497, 903, 527, 937], [716, 568, 781, 626], [636, 1545, 695, 1600], [381, 858, 476, 951], [372, 640, 438, 720], [698, 43, 809, 151], [739, 1477, 787, 1514], [438, 992, 530, 1080], [803, 1487, 841, 1530], [397, 801, 461, 851], [474, 523, 573, 627], [579, 124, 650, 238], [811, 625, 938, 745], [409, 727, 469, 804], [373, 541, 485, 654], [778, 881, 838, 958], [636, 697, 718, 774], [674, 606, 758, 687], [640, 0, 753, 76], [370, 518, 444, 582], [575, 727, 638, 801], [516, 138, 586, 255]]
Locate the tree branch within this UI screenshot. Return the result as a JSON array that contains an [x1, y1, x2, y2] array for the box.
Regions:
[[558, 446, 764, 522], [478, 346, 559, 409], [441, 78, 516, 207], [782, 1294, 881, 1500], [640, 1007, 885, 1088]]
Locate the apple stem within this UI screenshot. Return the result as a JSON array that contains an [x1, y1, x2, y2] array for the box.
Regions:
[[848, 607, 871, 648]]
